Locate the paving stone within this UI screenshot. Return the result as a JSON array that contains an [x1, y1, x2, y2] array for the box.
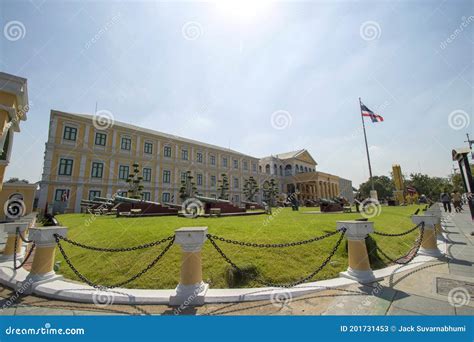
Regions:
[[387, 306, 424, 316], [14, 306, 75, 316], [390, 292, 455, 315], [0, 307, 16, 315], [455, 305, 474, 316]]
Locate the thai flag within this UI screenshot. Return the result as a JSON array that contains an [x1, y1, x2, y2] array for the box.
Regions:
[[361, 102, 384, 123]]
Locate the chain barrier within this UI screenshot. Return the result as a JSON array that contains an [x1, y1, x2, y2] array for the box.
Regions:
[[54, 234, 174, 252], [207, 230, 340, 248], [374, 223, 425, 265], [13, 228, 36, 270], [54, 234, 175, 289], [207, 228, 347, 288], [372, 222, 423, 237]]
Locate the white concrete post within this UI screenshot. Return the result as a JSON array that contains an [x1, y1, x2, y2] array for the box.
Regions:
[[1, 222, 29, 261], [338, 220, 380, 283], [412, 215, 442, 258], [170, 227, 208, 306], [28, 226, 68, 283]]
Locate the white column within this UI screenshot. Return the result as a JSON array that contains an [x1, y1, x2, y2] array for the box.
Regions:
[[169, 227, 209, 306], [338, 220, 380, 283]]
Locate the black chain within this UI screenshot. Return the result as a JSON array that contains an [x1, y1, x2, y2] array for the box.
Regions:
[[207, 229, 341, 248], [55, 235, 175, 289], [54, 234, 174, 252], [375, 223, 425, 265], [13, 228, 36, 270], [372, 222, 423, 237], [207, 228, 347, 288]]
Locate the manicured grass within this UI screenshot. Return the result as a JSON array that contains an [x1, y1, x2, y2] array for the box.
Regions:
[[55, 205, 424, 289]]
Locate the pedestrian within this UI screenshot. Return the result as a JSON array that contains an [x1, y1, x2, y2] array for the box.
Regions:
[[440, 191, 452, 213], [452, 191, 462, 213]]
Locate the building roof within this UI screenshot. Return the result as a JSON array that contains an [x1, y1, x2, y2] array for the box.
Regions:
[[52, 111, 257, 159], [263, 149, 318, 166], [0, 72, 29, 119], [274, 149, 307, 160]]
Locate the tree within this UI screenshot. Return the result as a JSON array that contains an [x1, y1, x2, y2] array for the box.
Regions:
[[405, 173, 452, 200], [6, 178, 29, 184], [126, 162, 144, 199], [262, 178, 279, 206], [243, 176, 259, 202], [179, 171, 198, 201], [217, 173, 230, 200], [359, 175, 395, 200]]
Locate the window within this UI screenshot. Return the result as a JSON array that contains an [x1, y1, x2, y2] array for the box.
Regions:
[[121, 137, 131, 151], [163, 145, 172, 157], [252, 163, 257, 172], [144, 142, 153, 154], [89, 190, 101, 201], [63, 126, 77, 141], [95, 132, 107, 146], [233, 159, 238, 169], [181, 171, 188, 183], [196, 152, 203, 163], [91, 162, 104, 178], [197, 173, 203, 186], [142, 192, 151, 201], [234, 195, 240, 203], [119, 165, 129, 180], [117, 191, 128, 197], [54, 189, 70, 201], [162, 192, 171, 202], [142, 167, 152, 182], [58, 158, 73, 176], [222, 157, 228, 167], [210, 175, 216, 187], [210, 155, 216, 165], [162, 170, 171, 184], [233, 177, 239, 189], [243, 161, 248, 171], [181, 149, 188, 160]]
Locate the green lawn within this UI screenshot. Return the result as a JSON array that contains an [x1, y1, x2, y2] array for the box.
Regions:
[[54, 205, 423, 289]]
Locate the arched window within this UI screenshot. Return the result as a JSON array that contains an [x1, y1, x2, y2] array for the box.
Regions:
[[265, 164, 270, 174], [285, 165, 292, 176], [279, 165, 283, 176], [305, 167, 308, 173], [295, 164, 299, 173], [273, 164, 277, 175]]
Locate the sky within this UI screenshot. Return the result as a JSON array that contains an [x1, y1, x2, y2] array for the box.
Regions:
[[0, 0, 472, 187]]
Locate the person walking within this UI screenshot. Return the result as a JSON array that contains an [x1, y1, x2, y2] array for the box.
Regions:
[[440, 191, 452, 213], [453, 191, 463, 213]]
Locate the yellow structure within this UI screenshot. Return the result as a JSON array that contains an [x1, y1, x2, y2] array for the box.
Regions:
[[0, 182, 36, 221], [392, 164, 405, 204], [38, 111, 349, 212], [0, 72, 29, 190]]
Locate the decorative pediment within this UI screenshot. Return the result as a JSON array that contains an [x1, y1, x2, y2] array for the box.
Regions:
[[294, 149, 317, 166]]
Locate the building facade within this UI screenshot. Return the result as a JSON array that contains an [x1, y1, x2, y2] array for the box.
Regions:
[[38, 111, 351, 213], [0, 72, 36, 221]]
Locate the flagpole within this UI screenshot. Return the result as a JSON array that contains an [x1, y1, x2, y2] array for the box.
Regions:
[[359, 97, 375, 191]]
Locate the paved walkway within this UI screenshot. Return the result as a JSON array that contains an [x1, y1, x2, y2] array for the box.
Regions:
[[0, 206, 473, 315]]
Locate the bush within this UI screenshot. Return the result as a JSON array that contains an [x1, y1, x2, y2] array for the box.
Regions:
[[224, 264, 259, 288]]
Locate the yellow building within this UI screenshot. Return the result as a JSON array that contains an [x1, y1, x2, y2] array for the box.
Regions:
[[0, 72, 29, 189], [38, 111, 348, 212], [0, 72, 35, 221]]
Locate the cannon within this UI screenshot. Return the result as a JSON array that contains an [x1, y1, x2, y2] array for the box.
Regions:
[[320, 198, 343, 212], [113, 195, 178, 216], [241, 200, 265, 210], [193, 195, 246, 215]]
